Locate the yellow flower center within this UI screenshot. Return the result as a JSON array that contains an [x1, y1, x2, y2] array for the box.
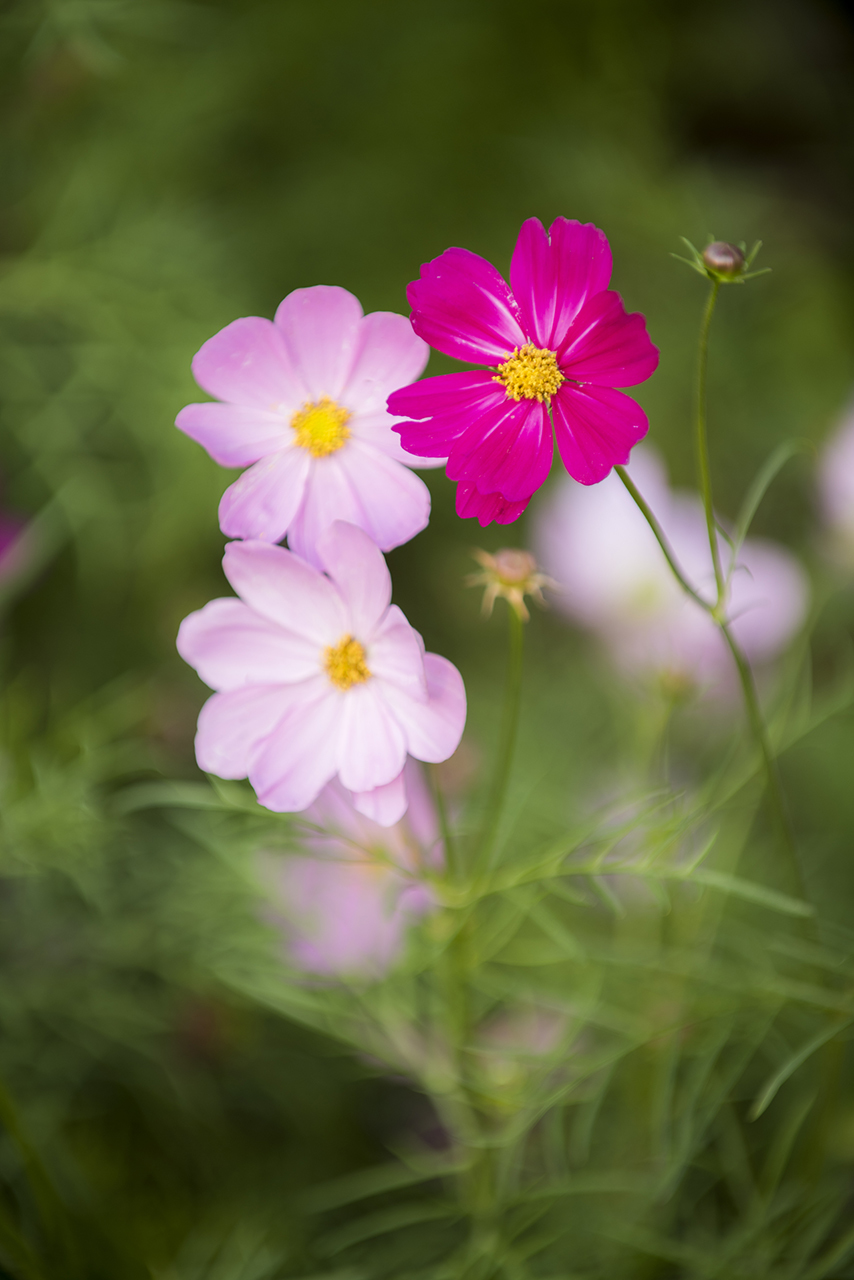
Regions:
[[493, 344, 564, 402], [291, 397, 352, 457], [324, 635, 371, 690]]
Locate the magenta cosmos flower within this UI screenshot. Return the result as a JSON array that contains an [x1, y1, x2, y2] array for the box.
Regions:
[[177, 522, 466, 826], [177, 286, 445, 566], [387, 217, 659, 525]]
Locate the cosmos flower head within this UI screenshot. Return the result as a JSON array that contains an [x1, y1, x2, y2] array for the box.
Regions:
[[387, 217, 659, 526], [177, 521, 466, 825], [532, 448, 809, 694], [177, 286, 446, 567], [260, 759, 440, 979]]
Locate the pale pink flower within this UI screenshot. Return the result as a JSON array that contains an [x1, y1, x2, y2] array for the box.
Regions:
[[177, 522, 466, 825], [260, 759, 440, 978], [177, 286, 445, 566], [532, 448, 809, 691]]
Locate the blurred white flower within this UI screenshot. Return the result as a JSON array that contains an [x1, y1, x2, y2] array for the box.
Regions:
[[817, 404, 854, 568], [531, 447, 808, 694]]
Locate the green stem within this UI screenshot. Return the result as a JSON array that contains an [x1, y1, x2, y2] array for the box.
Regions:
[[430, 765, 458, 883], [476, 606, 525, 871], [719, 621, 805, 897], [615, 466, 709, 611], [697, 279, 725, 603]]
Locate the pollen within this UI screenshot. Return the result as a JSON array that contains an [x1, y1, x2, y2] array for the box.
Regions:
[[291, 397, 352, 457], [493, 344, 564, 403], [324, 635, 371, 690]]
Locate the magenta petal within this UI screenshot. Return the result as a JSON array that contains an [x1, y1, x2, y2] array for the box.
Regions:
[[177, 598, 320, 691], [407, 247, 527, 363], [447, 399, 552, 503], [191, 316, 308, 411], [337, 684, 408, 793], [510, 217, 612, 350], [351, 770, 408, 827], [455, 483, 529, 526], [389, 372, 504, 459], [194, 685, 294, 778], [222, 540, 347, 641], [379, 652, 466, 763], [355, 410, 447, 469], [250, 684, 341, 811], [177, 402, 288, 468], [341, 311, 429, 414], [274, 286, 364, 401], [218, 448, 311, 543], [558, 291, 659, 387], [316, 521, 392, 639], [553, 383, 649, 485]]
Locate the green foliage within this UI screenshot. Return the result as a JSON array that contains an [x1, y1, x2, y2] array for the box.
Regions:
[[2, 0, 854, 1276]]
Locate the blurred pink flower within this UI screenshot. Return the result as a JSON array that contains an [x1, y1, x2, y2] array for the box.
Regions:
[[817, 405, 854, 567], [532, 448, 808, 691], [261, 759, 440, 977], [177, 286, 444, 566], [387, 217, 658, 526], [177, 522, 466, 824]]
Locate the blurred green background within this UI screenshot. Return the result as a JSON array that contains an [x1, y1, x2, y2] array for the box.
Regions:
[[2, 0, 854, 1274]]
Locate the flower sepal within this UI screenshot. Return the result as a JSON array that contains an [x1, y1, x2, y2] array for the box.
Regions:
[[672, 237, 770, 285]]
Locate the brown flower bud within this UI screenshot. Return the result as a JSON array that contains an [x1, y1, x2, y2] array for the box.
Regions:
[[466, 548, 555, 622], [702, 241, 746, 279]]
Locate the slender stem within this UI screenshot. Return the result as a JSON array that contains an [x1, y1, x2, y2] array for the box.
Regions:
[[616, 466, 709, 611], [696, 279, 725, 603], [719, 621, 804, 897], [430, 765, 458, 883], [476, 605, 525, 871]]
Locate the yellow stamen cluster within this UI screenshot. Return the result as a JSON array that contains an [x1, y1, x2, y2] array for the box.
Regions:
[[324, 635, 371, 690], [493, 344, 563, 402], [291, 397, 352, 457]]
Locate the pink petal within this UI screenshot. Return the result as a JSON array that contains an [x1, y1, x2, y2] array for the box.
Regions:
[[407, 247, 527, 363], [455, 483, 529, 526], [351, 770, 408, 827], [177, 597, 320, 691], [316, 520, 392, 639], [553, 383, 649, 485], [389, 372, 504, 459], [250, 683, 341, 811], [194, 684, 295, 778], [340, 311, 429, 414], [222, 539, 347, 642], [274, 286, 364, 401], [368, 604, 428, 698], [447, 398, 552, 503], [218, 448, 311, 543], [336, 441, 431, 551], [287, 446, 430, 566], [379, 652, 466, 763], [191, 316, 309, 411], [176, 403, 289, 468], [510, 217, 612, 350], [354, 410, 447, 469], [558, 291, 659, 387], [336, 683, 408, 793]]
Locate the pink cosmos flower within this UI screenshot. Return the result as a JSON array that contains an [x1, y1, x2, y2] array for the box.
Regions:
[[260, 759, 440, 978], [532, 448, 809, 693], [176, 521, 466, 825], [176, 286, 445, 566], [387, 217, 659, 526], [817, 403, 854, 568]]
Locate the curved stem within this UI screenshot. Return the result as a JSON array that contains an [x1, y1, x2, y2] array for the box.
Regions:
[[476, 606, 525, 872], [697, 279, 725, 603], [616, 466, 710, 611]]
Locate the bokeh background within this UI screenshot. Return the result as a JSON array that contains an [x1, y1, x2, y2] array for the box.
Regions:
[[2, 0, 854, 1274]]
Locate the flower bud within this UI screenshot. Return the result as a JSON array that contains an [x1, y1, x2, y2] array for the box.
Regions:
[[702, 241, 745, 280], [467, 548, 554, 621]]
